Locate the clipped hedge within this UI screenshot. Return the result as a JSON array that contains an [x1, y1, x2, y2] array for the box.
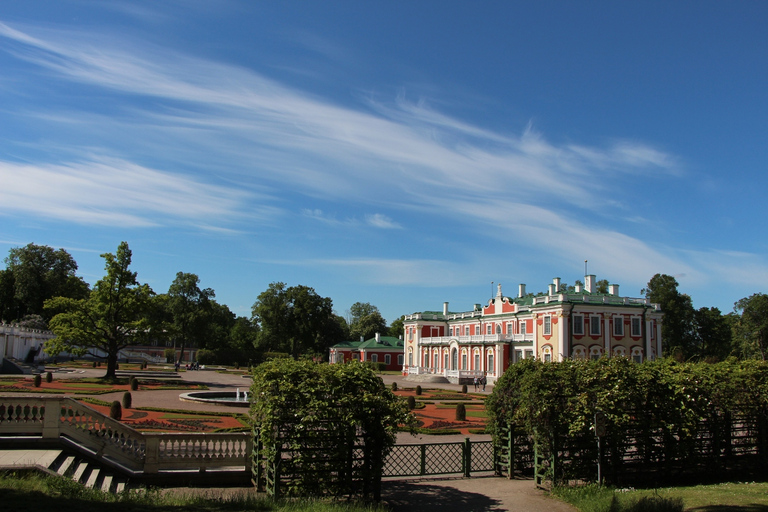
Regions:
[[250, 359, 415, 500], [487, 358, 768, 484]]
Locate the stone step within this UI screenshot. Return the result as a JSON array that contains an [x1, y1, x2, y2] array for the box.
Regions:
[[71, 460, 88, 483], [85, 466, 100, 488], [101, 474, 113, 493], [56, 455, 76, 476]]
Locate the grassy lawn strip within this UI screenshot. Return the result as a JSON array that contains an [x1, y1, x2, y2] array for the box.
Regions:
[[0, 472, 385, 512], [553, 482, 768, 511]]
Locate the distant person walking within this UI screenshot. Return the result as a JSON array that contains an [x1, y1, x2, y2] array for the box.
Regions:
[[481, 374, 487, 392], [473, 376, 478, 391]]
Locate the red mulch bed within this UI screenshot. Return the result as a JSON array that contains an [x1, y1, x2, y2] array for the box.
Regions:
[[84, 402, 247, 433], [394, 390, 488, 435]]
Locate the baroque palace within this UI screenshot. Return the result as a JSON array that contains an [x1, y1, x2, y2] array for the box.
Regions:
[[402, 275, 663, 384]]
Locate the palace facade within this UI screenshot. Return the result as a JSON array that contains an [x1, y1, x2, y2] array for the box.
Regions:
[[402, 275, 663, 384]]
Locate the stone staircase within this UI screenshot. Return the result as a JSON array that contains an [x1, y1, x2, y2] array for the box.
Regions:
[[0, 449, 131, 493]]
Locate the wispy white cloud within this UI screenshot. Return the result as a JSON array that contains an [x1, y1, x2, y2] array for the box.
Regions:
[[2, 20, 737, 296], [0, 157, 260, 228]]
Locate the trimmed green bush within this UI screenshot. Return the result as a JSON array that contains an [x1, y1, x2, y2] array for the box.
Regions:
[[122, 391, 132, 409], [45, 372, 53, 383], [415, 385, 422, 395], [33, 374, 42, 387], [455, 402, 466, 421], [250, 359, 415, 499], [130, 376, 139, 391], [109, 401, 122, 420], [461, 384, 468, 394], [391, 381, 398, 392], [407, 395, 416, 410]]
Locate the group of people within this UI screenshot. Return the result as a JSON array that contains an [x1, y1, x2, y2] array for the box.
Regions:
[[473, 374, 487, 392]]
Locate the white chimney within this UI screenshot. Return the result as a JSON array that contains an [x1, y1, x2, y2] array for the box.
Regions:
[[443, 302, 449, 316], [518, 283, 526, 298], [609, 284, 619, 296], [585, 275, 596, 293], [575, 282, 582, 293], [553, 277, 561, 292], [548, 284, 556, 295], [375, 332, 381, 343]]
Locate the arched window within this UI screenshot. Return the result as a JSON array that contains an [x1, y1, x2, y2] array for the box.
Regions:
[[487, 350, 494, 373], [451, 348, 458, 370], [473, 351, 480, 370], [542, 345, 553, 362]]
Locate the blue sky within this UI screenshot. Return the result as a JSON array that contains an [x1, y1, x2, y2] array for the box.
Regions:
[[1, 1, 766, 324]]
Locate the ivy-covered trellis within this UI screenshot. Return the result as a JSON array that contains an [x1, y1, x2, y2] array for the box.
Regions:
[[249, 359, 413, 501], [486, 358, 768, 487]]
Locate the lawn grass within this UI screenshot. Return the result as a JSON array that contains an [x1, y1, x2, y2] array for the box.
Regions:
[[0, 472, 386, 512], [553, 482, 768, 511]]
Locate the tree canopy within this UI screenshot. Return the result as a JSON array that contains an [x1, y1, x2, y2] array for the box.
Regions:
[[166, 272, 214, 365], [1, 243, 89, 323], [733, 293, 768, 360], [252, 282, 344, 359], [348, 301, 387, 341], [44, 242, 153, 379], [643, 273, 696, 359]]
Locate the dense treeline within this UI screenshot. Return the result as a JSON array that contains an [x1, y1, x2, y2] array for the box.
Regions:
[[0, 242, 401, 377]]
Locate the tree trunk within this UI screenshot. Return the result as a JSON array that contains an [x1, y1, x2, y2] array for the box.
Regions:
[[104, 342, 119, 380]]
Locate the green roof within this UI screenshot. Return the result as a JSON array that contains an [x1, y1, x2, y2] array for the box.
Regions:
[[332, 336, 403, 350]]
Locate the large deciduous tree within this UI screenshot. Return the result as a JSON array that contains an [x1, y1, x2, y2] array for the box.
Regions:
[[643, 273, 695, 359], [733, 293, 768, 360], [1, 243, 89, 323], [167, 272, 215, 365], [348, 301, 387, 341], [44, 242, 153, 379], [692, 306, 734, 362], [252, 282, 343, 359]]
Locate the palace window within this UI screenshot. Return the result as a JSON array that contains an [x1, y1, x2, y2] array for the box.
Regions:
[[631, 317, 642, 336], [398, 354, 403, 365], [371, 354, 378, 363], [543, 315, 552, 335], [573, 315, 584, 335], [520, 322, 527, 335], [385, 354, 391, 365], [590, 315, 601, 336], [614, 317, 624, 336]]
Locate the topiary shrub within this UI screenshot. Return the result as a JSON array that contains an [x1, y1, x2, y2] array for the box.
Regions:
[[92, 361, 97, 368], [33, 374, 42, 387], [415, 385, 422, 396], [122, 391, 132, 409], [461, 384, 468, 394], [109, 401, 122, 420], [455, 403, 466, 421], [130, 377, 139, 391], [45, 372, 53, 383], [391, 381, 398, 392], [407, 395, 416, 410]]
